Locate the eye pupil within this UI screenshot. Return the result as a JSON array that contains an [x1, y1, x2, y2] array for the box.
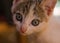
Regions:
[[16, 13, 23, 22], [31, 19, 40, 26]]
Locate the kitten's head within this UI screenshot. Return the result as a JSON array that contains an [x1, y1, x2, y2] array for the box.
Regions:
[[11, 0, 57, 35]]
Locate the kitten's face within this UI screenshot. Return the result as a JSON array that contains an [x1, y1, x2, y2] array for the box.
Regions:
[[12, 0, 57, 35]]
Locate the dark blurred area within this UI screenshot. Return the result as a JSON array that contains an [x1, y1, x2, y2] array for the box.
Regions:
[[0, 0, 13, 25]]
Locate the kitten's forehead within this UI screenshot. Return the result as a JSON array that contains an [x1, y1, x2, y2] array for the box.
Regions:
[[18, 0, 42, 4], [12, 0, 43, 14]]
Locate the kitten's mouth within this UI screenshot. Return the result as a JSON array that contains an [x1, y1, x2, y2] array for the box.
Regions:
[[19, 30, 27, 36]]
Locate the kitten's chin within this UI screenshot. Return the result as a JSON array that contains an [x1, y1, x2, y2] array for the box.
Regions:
[[19, 32, 33, 36], [20, 33, 27, 36], [20, 33, 33, 36], [19, 32, 29, 36]]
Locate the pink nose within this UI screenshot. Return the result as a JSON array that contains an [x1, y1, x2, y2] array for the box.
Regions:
[[20, 26, 27, 33]]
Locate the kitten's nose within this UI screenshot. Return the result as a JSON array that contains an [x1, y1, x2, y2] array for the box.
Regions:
[[20, 26, 27, 33]]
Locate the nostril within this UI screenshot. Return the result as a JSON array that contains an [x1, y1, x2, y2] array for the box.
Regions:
[[20, 26, 27, 33]]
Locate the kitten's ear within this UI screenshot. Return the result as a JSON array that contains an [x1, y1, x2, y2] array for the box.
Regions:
[[44, 0, 57, 16]]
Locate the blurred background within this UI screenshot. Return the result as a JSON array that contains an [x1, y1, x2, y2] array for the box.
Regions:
[[0, 0, 60, 43], [0, 0, 13, 24], [54, 0, 60, 16]]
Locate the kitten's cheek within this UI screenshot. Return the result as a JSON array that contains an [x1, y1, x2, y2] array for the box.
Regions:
[[20, 27, 27, 33]]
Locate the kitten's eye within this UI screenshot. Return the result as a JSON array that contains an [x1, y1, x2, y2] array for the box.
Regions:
[[31, 19, 40, 26], [16, 13, 23, 22]]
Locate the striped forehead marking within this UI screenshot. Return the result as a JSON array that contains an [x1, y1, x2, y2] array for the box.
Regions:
[[13, 0, 43, 14]]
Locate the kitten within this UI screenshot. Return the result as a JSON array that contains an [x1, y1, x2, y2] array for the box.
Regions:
[[11, 0, 60, 43]]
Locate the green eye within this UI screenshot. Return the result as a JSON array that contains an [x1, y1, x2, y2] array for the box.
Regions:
[[31, 19, 40, 26], [16, 13, 23, 22]]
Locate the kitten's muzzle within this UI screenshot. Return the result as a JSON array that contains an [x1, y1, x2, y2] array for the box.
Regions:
[[20, 26, 27, 33]]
